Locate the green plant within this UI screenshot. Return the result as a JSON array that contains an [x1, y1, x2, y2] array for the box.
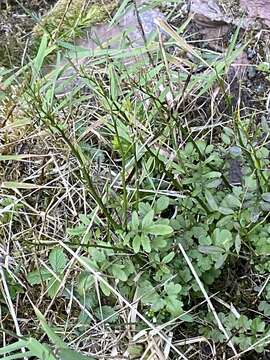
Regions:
[[199, 312, 270, 353], [27, 247, 68, 298], [2, 8, 270, 359]]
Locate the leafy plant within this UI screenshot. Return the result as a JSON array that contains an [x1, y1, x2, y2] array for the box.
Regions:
[[27, 247, 68, 298], [2, 7, 270, 359]]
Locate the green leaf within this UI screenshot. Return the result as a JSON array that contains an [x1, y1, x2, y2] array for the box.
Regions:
[[111, 264, 128, 281], [156, 196, 170, 213], [151, 297, 165, 312], [206, 179, 222, 188], [198, 245, 222, 255], [258, 301, 270, 316], [131, 211, 139, 230], [165, 295, 183, 316], [1, 181, 42, 189], [235, 234, 241, 255], [32, 33, 49, 76], [205, 190, 218, 211], [260, 201, 270, 211], [0, 350, 33, 359], [138, 280, 157, 304], [67, 225, 87, 236], [127, 345, 144, 359], [0, 154, 38, 161], [141, 234, 151, 252], [185, 142, 194, 155], [203, 171, 221, 179], [198, 256, 212, 271], [165, 282, 182, 296], [215, 254, 227, 269], [198, 235, 212, 245], [221, 133, 231, 145], [34, 306, 66, 348], [132, 234, 141, 253], [27, 268, 51, 285], [257, 62, 270, 72], [80, 256, 99, 271], [142, 210, 154, 228], [152, 237, 167, 248], [109, 64, 119, 101], [225, 194, 241, 208], [91, 248, 106, 263], [146, 224, 173, 236], [234, 335, 252, 351], [0, 338, 55, 359], [49, 247, 68, 274], [213, 228, 233, 252], [47, 278, 61, 299], [179, 313, 194, 323], [58, 348, 95, 360], [237, 315, 252, 330], [95, 305, 118, 324], [28, 338, 58, 360], [79, 214, 91, 225], [251, 318, 265, 334], [100, 281, 111, 297], [162, 251, 175, 264], [77, 273, 94, 296], [218, 207, 234, 215]]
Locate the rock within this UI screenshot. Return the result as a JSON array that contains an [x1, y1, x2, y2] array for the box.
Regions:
[[53, 2, 165, 96], [190, 0, 231, 38], [240, 0, 270, 28], [190, 0, 270, 38]]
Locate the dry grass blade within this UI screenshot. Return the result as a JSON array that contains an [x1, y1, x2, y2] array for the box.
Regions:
[[178, 243, 239, 357], [154, 18, 211, 68]]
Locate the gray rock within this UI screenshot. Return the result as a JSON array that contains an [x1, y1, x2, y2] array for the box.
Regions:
[[54, 4, 165, 96]]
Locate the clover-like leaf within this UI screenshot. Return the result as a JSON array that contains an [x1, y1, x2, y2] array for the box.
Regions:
[[165, 282, 182, 296], [111, 264, 128, 281], [165, 295, 183, 316], [47, 278, 61, 299], [156, 196, 170, 213], [27, 268, 51, 285], [49, 247, 68, 274], [95, 305, 119, 324]]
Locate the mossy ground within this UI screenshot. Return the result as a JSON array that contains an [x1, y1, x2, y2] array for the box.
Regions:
[[33, 0, 118, 38]]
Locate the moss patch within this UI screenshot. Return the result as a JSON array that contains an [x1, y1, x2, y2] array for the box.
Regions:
[[33, 0, 118, 40]]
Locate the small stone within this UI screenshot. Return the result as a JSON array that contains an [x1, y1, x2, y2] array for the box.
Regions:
[[246, 47, 256, 60], [247, 66, 257, 79], [229, 146, 242, 157]]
